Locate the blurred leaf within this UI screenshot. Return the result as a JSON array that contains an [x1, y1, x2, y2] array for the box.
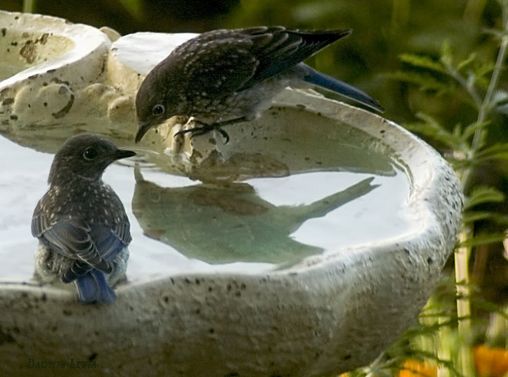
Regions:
[[475, 143, 508, 162], [464, 186, 505, 209], [405, 113, 463, 150], [463, 211, 497, 223], [461, 121, 489, 141], [475, 62, 495, 81], [399, 53, 447, 73], [482, 27, 508, 40], [452, 123, 462, 139], [440, 41, 454, 67], [118, 0, 143, 19], [385, 71, 452, 92], [463, 211, 508, 226], [458, 232, 506, 247], [488, 213, 508, 226], [457, 52, 477, 71]]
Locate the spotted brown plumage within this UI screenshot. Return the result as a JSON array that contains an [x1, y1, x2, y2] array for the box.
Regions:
[[135, 26, 382, 143], [31, 133, 135, 304]]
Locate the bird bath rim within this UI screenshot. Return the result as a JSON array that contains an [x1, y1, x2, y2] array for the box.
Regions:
[[0, 92, 462, 377]]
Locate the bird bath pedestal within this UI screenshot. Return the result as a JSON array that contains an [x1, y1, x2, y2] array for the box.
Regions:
[[0, 11, 463, 377]]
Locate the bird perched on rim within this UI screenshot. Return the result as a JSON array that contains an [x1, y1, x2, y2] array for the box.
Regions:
[[135, 26, 382, 143], [31, 133, 136, 304]]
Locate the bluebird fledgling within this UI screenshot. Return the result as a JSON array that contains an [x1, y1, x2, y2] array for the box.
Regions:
[[135, 26, 382, 143], [31, 134, 135, 304]]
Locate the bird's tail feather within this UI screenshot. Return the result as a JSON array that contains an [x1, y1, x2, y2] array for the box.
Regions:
[[300, 64, 383, 112], [75, 270, 116, 304]]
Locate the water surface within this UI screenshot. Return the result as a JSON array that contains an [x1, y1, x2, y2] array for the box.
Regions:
[[0, 110, 414, 283]]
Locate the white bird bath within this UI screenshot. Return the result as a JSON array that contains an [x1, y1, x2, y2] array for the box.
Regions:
[[0, 11, 462, 377]]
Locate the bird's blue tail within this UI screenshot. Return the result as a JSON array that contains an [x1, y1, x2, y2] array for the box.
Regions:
[[300, 64, 383, 112], [75, 270, 116, 304]]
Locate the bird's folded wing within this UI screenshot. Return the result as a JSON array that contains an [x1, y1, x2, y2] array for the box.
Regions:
[[31, 200, 53, 239], [90, 223, 130, 262], [37, 220, 113, 273], [180, 37, 258, 96], [62, 224, 129, 282], [242, 27, 351, 88], [62, 260, 92, 283], [114, 220, 132, 245]]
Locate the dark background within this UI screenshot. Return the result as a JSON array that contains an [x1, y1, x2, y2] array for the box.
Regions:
[[0, 0, 501, 124]]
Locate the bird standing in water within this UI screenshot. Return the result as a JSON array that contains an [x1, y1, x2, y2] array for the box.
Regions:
[[32, 134, 135, 304], [135, 26, 382, 143]]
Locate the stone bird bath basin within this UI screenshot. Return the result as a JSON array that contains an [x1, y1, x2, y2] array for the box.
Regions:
[[0, 11, 463, 377]]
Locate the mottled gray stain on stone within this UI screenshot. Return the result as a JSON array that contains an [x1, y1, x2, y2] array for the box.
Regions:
[[20, 40, 36, 64]]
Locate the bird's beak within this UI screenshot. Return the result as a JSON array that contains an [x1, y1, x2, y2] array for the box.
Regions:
[[114, 149, 136, 160], [135, 121, 152, 143]]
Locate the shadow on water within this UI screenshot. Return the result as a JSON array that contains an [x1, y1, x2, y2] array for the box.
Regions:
[[133, 167, 379, 264]]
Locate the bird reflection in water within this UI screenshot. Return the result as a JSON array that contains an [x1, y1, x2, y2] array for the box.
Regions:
[[132, 167, 379, 265]]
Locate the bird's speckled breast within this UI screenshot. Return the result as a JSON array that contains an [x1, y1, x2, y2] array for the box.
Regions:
[[187, 74, 292, 124]]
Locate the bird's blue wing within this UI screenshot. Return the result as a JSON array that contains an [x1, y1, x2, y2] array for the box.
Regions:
[[37, 220, 115, 274], [241, 27, 351, 88], [72, 224, 128, 304], [58, 223, 129, 301], [41, 222, 129, 284], [112, 220, 132, 247], [90, 223, 130, 262], [62, 260, 92, 283]]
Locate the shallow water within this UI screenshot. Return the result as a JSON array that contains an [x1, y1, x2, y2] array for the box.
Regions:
[[0, 112, 414, 284]]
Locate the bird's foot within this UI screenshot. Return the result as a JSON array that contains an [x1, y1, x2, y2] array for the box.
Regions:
[[174, 122, 230, 144]]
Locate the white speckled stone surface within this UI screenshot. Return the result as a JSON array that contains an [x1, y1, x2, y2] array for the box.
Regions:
[[0, 11, 136, 138]]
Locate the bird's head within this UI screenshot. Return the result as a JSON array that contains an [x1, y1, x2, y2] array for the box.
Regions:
[[134, 67, 180, 143], [49, 134, 136, 185]]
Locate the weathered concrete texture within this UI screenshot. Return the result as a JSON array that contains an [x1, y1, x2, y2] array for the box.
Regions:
[[0, 11, 136, 138]]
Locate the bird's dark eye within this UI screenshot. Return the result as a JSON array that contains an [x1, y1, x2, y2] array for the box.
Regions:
[[82, 147, 98, 161], [152, 104, 165, 116]]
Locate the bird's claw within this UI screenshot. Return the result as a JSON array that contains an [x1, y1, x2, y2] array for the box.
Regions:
[[174, 123, 230, 144], [216, 128, 230, 143]]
